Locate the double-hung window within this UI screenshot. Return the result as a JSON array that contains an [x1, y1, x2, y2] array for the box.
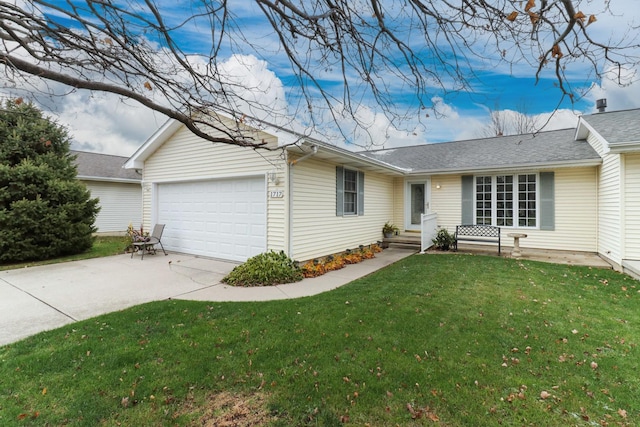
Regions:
[[343, 169, 358, 215], [336, 166, 364, 216], [475, 174, 537, 228]]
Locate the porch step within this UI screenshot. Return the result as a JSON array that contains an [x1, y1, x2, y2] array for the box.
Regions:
[[384, 233, 422, 251]]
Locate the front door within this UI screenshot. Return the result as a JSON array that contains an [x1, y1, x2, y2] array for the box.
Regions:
[[405, 180, 430, 231]]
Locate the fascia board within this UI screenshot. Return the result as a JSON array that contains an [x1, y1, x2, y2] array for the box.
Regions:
[[408, 158, 603, 176], [124, 119, 182, 169], [78, 176, 141, 184], [608, 141, 640, 153], [575, 117, 610, 154], [289, 141, 410, 174]]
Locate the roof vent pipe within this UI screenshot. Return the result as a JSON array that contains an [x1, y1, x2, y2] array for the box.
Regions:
[[596, 98, 607, 113]]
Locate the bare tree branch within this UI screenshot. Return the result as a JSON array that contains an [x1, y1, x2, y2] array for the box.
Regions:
[[1, 1, 638, 149]]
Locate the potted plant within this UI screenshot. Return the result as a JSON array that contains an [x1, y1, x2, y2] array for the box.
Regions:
[[382, 221, 399, 238]]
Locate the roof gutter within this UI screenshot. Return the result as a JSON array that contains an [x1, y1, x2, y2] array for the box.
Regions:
[[608, 141, 640, 154], [289, 145, 318, 165], [77, 176, 141, 184], [407, 158, 603, 176]]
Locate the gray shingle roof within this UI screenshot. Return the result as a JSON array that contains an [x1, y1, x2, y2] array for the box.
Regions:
[[359, 128, 601, 173], [581, 109, 640, 144], [72, 150, 141, 181]]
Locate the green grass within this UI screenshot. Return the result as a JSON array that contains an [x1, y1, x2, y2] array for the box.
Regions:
[[0, 236, 127, 271], [1, 254, 638, 426]]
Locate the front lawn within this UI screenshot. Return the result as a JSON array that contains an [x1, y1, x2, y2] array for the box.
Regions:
[[0, 254, 638, 426]]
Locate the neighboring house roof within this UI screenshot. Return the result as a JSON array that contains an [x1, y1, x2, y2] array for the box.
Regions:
[[72, 150, 141, 183], [576, 108, 640, 153], [359, 128, 602, 174]]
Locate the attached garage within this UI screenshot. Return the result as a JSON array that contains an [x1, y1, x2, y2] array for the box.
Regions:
[[156, 176, 267, 262]]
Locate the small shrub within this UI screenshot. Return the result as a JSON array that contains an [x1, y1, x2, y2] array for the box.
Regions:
[[360, 247, 376, 259], [343, 252, 363, 264], [432, 228, 456, 251], [223, 251, 303, 286], [301, 259, 326, 278], [323, 255, 345, 272], [301, 243, 381, 278]]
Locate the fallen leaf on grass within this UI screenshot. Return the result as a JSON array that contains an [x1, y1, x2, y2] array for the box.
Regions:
[[618, 408, 627, 418], [540, 391, 551, 399], [406, 403, 439, 421]]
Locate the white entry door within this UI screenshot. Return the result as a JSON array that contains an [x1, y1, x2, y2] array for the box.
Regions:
[[405, 179, 430, 231], [156, 177, 266, 261]]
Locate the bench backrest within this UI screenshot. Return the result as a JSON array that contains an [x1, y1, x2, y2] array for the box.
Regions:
[[456, 225, 500, 237]]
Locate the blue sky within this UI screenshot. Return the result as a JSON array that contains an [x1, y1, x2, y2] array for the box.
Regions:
[[12, 0, 640, 155]]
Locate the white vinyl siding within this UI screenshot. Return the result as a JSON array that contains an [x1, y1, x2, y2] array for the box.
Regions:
[[624, 154, 640, 259], [83, 181, 141, 233], [587, 131, 607, 155], [291, 157, 394, 261], [392, 177, 405, 228], [596, 139, 622, 263], [430, 175, 461, 233], [141, 122, 286, 255]]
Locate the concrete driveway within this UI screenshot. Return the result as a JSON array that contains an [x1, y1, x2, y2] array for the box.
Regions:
[[0, 248, 416, 346], [0, 253, 238, 346]]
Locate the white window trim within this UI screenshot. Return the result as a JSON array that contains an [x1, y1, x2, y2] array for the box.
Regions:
[[474, 173, 540, 229], [343, 168, 358, 215]]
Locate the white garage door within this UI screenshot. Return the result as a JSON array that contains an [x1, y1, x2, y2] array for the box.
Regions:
[[157, 177, 266, 262]]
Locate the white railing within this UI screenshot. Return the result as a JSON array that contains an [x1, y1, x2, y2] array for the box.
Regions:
[[420, 213, 438, 252]]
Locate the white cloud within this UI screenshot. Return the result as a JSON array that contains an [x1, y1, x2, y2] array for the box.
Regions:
[[2, 1, 639, 157], [217, 54, 290, 122], [586, 66, 640, 112], [58, 92, 165, 156]]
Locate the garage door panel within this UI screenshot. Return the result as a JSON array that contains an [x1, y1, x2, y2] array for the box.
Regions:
[[157, 177, 266, 261]]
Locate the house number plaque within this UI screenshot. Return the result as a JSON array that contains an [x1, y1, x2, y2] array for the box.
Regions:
[[269, 190, 284, 198]]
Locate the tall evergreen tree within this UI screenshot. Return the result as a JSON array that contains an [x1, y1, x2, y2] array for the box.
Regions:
[[0, 99, 99, 263]]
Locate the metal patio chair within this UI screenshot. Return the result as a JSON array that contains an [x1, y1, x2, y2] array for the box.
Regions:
[[131, 224, 167, 260]]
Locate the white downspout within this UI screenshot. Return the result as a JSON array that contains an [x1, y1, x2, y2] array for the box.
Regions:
[[290, 145, 318, 166], [287, 145, 318, 257]]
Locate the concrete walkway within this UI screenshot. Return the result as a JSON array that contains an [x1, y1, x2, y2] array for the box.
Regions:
[[0, 248, 416, 346]]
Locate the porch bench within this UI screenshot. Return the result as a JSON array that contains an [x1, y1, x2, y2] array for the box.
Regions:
[[454, 225, 501, 254]]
